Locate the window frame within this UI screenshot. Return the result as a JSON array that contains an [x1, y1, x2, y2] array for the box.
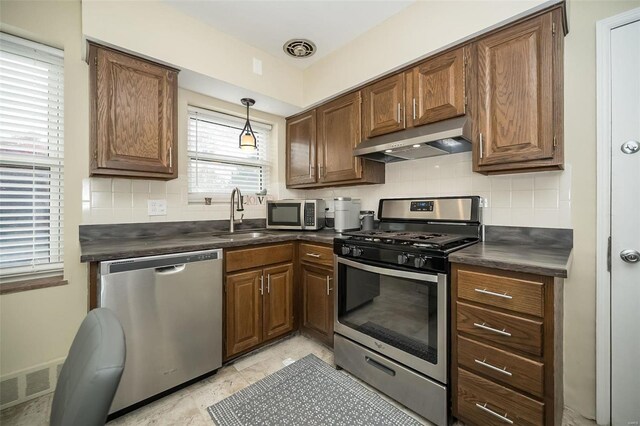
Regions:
[[186, 105, 272, 202], [0, 32, 65, 288]]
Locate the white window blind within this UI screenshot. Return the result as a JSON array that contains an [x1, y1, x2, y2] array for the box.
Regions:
[[0, 32, 64, 282], [187, 106, 271, 200]]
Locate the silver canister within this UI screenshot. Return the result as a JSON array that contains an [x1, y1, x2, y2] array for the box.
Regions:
[[360, 210, 375, 231]]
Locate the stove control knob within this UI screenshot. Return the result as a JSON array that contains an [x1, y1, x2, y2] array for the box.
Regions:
[[397, 254, 408, 265], [352, 247, 363, 257], [414, 257, 426, 268], [341, 246, 352, 256]]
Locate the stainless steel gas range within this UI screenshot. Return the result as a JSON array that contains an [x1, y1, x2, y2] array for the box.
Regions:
[[333, 196, 482, 426]]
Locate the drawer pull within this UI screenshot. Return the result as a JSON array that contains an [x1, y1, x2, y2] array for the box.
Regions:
[[474, 322, 511, 337], [474, 358, 513, 376], [365, 356, 396, 376], [475, 403, 514, 424], [306, 253, 322, 258], [474, 288, 513, 299]]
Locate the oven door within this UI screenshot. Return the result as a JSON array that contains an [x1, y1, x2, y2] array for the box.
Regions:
[[266, 201, 304, 230], [334, 256, 447, 384]]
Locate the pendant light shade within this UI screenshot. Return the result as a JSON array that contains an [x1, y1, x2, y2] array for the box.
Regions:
[[239, 98, 257, 151]]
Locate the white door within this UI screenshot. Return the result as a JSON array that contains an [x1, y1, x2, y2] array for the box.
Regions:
[[611, 18, 640, 426]]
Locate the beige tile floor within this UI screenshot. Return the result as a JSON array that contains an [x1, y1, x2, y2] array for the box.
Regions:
[[0, 334, 595, 426]]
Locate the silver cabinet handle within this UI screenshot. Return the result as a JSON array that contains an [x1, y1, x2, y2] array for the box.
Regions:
[[306, 253, 321, 258], [168, 145, 173, 168], [474, 288, 512, 299], [326, 276, 333, 296], [412, 98, 416, 120], [267, 274, 271, 294], [397, 102, 401, 123], [475, 403, 513, 424], [259, 275, 264, 295], [474, 322, 511, 337], [479, 133, 484, 159], [474, 358, 513, 376]]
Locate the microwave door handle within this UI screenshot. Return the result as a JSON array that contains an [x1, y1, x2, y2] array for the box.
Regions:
[[300, 202, 306, 229]]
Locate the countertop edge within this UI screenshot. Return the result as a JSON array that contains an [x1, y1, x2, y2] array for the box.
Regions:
[[79, 233, 338, 263], [449, 247, 572, 278]]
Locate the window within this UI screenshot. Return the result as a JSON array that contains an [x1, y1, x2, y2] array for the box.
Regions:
[[187, 106, 271, 200], [0, 33, 64, 283]]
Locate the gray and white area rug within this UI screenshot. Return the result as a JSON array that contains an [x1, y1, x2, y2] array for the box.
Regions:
[[207, 354, 423, 426]]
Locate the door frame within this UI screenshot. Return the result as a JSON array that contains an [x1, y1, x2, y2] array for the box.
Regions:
[[595, 7, 640, 425]]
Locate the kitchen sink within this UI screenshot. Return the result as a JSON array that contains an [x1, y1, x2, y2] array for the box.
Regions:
[[213, 231, 272, 241]]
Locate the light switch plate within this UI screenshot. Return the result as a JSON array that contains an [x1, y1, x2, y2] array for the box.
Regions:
[[252, 58, 262, 75], [148, 199, 167, 216]]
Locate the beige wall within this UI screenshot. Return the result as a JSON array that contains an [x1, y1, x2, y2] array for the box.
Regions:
[[2, 0, 639, 419], [296, 0, 640, 418], [561, 0, 640, 418], [81, 88, 285, 225], [302, 0, 546, 105], [81, 0, 304, 108], [0, 0, 89, 377]]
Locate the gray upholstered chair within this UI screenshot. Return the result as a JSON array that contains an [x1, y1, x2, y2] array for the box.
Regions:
[[50, 308, 126, 426]]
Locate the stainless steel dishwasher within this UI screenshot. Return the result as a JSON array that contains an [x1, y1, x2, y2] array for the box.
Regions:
[[98, 249, 223, 414]]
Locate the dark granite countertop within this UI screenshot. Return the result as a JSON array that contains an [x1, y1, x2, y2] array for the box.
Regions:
[[449, 226, 573, 278], [80, 228, 340, 263]]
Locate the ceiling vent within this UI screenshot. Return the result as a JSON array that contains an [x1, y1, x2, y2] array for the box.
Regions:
[[283, 39, 316, 58]]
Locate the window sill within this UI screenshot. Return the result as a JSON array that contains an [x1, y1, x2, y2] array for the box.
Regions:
[[0, 275, 68, 295]]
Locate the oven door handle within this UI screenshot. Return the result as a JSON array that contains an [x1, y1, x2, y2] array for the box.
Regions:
[[337, 257, 439, 283]]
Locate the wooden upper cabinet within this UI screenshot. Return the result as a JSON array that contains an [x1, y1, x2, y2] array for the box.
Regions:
[[362, 73, 405, 139], [317, 91, 363, 183], [472, 10, 564, 174], [286, 110, 317, 186], [407, 47, 466, 128], [89, 43, 178, 179]]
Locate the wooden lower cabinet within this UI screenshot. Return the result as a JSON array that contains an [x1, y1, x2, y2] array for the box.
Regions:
[[452, 263, 563, 426], [225, 263, 293, 359], [300, 263, 334, 346], [225, 269, 263, 357], [263, 264, 294, 340]]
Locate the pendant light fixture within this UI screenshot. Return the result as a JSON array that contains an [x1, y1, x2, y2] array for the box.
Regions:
[[239, 98, 257, 151]]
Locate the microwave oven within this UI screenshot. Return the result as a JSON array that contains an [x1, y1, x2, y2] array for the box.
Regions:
[[266, 199, 326, 230]]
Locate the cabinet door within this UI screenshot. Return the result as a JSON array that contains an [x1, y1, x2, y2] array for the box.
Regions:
[[225, 269, 263, 357], [301, 263, 334, 346], [362, 74, 405, 139], [286, 110, 317, 186], [263, 263, 294, 341], [474, 13, 554, 166], [409, 47, 465, 127], [317, 91, 362, 183], [90, 44, 177, 178]]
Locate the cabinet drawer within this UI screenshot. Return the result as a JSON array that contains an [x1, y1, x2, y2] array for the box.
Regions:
[[457, 302, 543, 356], [457, 368, 544, 426], [457, 268, 544, 317], [226, 243, 294, 273], [299, 243, 334, 267], [458, 336, 544, 398]]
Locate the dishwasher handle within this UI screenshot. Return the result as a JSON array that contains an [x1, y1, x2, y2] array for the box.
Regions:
[[154, 264, 186, 275]]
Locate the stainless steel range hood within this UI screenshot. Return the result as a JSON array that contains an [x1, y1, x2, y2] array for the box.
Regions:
[[353, 116, 472, 163]]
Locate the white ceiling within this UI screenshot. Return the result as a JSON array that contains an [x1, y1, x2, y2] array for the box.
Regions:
[[164, 0, 415, 69]]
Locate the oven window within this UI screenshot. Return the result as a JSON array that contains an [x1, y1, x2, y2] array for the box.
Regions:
[[337, 262, 439, 365], [268, 203, 301, 226]]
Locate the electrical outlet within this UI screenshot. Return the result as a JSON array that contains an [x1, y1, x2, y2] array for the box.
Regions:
[[148, 199, 167, 216]]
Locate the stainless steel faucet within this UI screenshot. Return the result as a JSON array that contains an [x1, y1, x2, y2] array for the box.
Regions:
[[229, 187, 244, 233]]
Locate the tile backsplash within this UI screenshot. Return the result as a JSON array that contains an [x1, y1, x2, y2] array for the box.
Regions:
[[82, 174, 270, 224], [84, 152, 571, 229], [285, 152, 572, 229]]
